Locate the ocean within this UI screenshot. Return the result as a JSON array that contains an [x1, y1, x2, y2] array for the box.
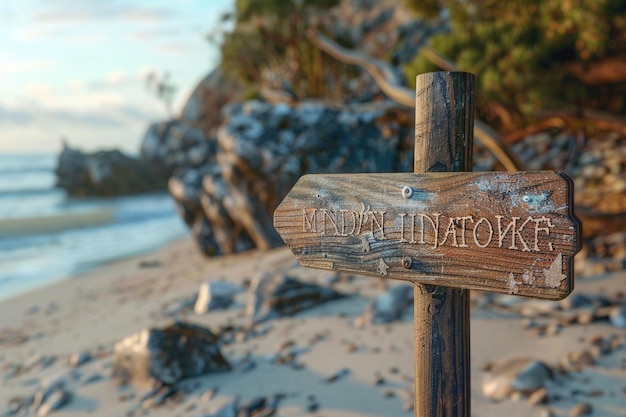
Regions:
[[0, 153, 189, 301]]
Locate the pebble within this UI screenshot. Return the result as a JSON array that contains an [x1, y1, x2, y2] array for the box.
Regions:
[[36, 389, 71, 417], [528, 388, 548, 405], [324, 368, 350, 383], [576, 309, 595, 325], [569, 403, 592, 416], [561, 350, 595, 371], [201, 387, 218, 402], [609, 305, 626, 328], [68, 351, 92, 367]]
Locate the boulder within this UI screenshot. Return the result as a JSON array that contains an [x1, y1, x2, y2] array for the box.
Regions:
[[55, 143, 168, 196], [143, 100, 413, 256], [246, 273, 346, 323], [112, 321, 230, 387]]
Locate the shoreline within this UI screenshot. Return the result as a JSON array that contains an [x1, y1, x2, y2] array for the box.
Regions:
[[0, 231, 190, 304]]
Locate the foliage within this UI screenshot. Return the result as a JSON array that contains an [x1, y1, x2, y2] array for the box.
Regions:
[[402, 0, 626, 130], [215, 0, 359, 100], [144, 71, 177, 117]]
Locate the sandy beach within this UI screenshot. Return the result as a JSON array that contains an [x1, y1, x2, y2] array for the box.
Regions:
[[1, 237, 624, 417]]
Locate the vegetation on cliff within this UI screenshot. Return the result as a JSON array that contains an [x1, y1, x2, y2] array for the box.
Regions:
[[402, 0, 626, 131]]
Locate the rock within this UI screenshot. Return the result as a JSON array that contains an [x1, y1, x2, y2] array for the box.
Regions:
[[33, 373, 70, 410], [528, 388, 548, 405], [36, 389, 71, 417], [199, 397, 239, 417], [569, 403, 592, 416], [246, 273, 345, 323], [482, 358, 552, 401], [55, 142, 167, 197], [354, 284, 413, 326], [561, 350, 595, 371], [324, 368, 350, 383], [194, 281, 242, 314], [146, 99, 412, 256], [609, 305, 626, 328], [112, 321, 230, 387], [6, 396, 29, 415], [141, 385, 178, 409], [560, 293, 592, 310], [68, 351, 91, 367]]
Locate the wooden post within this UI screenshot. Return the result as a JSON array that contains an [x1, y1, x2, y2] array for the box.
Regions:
[[273, 72, 581, 415], [413, 72, 473, 416]]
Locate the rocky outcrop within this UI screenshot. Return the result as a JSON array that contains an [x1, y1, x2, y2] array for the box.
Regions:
[[112, 321, 230, 387], [143, 100, 413, 255], [55, 143, 168, 197]]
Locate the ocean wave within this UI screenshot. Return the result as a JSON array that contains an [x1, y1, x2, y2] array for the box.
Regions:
[[0, 208, 115, 238], [0, 188, 63, 198], [0, 154, 56, 172], [0, 171, 57, 193]]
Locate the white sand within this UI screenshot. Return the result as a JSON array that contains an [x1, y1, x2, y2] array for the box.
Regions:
[[0, 237, 624, 417]]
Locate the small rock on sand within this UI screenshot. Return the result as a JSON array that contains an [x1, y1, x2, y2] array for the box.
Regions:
[[354, 284, 413, 327], [569, 402, 593, 416], [246, 273, 344, 323], [482, 357, 552, 401], [112, 321, 230, 387], [194, 281, 242, 314]]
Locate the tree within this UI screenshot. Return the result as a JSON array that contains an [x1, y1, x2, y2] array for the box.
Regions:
[[145, 71, 177, 117], [402, 0, 626, 131], [216, 0, 358, 100]]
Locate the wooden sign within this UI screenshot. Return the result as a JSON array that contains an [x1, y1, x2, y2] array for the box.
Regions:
[[274, 171, 581, 300]]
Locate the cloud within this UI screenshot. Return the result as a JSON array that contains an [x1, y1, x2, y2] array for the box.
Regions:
[[157, 42, 189, 54], [0, 59, 57, 75], [25, 82, 54, 99], [35, 5, 173, 24], [131, 28, 181, 40], [105, 70, 126, 86], [0, 105, 33, 125]]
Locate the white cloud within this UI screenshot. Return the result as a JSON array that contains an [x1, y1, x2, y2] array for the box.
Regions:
[[0, 59, 57, 75], [157, 42, 189, 54], [35, 5, 173, 24], [25, 82, 54, 99], [105, 70, 126, 86]]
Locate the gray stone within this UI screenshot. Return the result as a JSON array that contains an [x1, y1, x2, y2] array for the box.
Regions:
[[68, 351, 91, 367], [56, 143, 167, 197], [609, 305, 626, 328], [246, 273, 345, 324], [112, 321, 230, 387], [194, 281, 242, 314], [354, 284, 413, 327], [36, 389, 70, 417], [482, 358, 552, 401]]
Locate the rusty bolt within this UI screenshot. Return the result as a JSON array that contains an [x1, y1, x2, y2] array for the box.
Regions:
[[402, 256, 412, 269]]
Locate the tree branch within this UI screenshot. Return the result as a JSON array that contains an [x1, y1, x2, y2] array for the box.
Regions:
[[306, 29, 525, 172]]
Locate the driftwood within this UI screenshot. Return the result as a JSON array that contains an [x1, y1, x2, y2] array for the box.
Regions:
[[306, 29, 525, 172]]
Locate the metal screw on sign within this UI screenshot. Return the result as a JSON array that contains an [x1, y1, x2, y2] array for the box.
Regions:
[[273, 72, 582, 417]]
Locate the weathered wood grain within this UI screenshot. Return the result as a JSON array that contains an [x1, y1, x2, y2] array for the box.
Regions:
[[413, 71, 472, 417], [273, 171, 581, 299]]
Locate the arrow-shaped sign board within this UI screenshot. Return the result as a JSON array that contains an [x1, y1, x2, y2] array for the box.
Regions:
[[274, 171, 582, 300]]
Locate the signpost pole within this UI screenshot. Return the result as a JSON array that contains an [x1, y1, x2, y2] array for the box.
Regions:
[[413, 72, 473, 417]]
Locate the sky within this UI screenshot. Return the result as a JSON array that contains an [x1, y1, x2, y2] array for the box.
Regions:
[[0, 0, 234, 155]]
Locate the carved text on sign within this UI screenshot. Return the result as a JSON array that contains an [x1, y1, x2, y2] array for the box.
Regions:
[[301, 207, 556, 253], [274, 172, 581, 299]]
